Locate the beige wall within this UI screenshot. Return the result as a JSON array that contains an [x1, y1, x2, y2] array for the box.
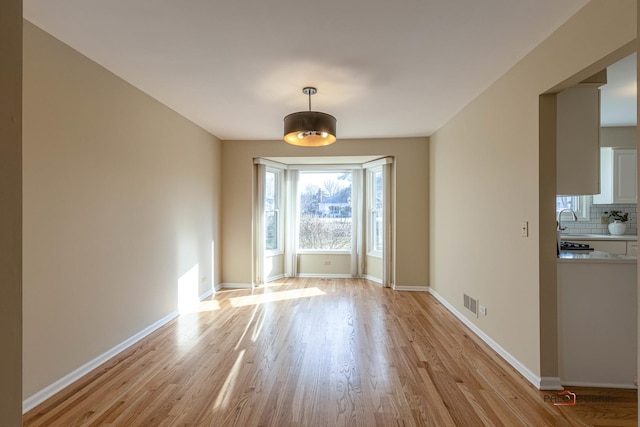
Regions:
[[365, 255, 382, 281], [601, 126, 637, 148], [298, 254, 351, 276], [221, 138, 428, 287], [0, 1, 23, 424], [22, 21, 221, 398], [265, 253, 284, 280], [430, 0, 636, 382]]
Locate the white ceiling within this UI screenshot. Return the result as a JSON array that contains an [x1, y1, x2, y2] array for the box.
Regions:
[[24, 0, 593, 141]]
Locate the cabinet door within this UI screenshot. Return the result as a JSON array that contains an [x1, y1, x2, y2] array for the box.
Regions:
[[593, 148, 637, 204], [556, 86, 601, 195], [613, 149, 637, 203], [626, 241, 638, 257]]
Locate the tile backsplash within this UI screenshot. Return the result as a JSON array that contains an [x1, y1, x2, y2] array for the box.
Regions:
[[560, 203, 637, 235]]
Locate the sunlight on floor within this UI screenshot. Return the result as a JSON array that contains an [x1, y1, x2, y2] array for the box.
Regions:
[[229, 287, 326, 307], [234, 304, 260, 350], [176, 312, 201, 354], [251, 303, 266, 342], [198, 300, 221, 311], [179, 299, 221, 314], [213, 349, 245, 410]]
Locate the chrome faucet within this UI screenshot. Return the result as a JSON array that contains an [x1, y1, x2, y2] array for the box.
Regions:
[[557, 208, 578, 231]]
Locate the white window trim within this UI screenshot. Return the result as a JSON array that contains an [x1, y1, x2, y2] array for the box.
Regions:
[[367, 166, 383, 258], [296, 249, 351, 255], [265, 167, 284, 256]]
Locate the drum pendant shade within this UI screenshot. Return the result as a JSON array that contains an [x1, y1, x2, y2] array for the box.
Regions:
[[283, 87, 336, 147]]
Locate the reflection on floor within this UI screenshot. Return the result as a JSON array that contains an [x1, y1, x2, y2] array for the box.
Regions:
[[24, 278, 638, 426]]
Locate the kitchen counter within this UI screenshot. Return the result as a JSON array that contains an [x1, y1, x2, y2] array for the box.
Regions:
[[559, 234, 638, 257], [557, 258, 637, 387], [561, 233, 637, 241], [558, 250, 636, 263]]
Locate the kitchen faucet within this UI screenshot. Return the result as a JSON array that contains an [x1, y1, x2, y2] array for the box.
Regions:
[[557, 208, 578, 231]]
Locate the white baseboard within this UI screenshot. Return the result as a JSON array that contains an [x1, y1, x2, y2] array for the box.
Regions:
[[296, 274, 352, 279], [23, 310, 179, 413], [265, 274, 285, 283], [392, 284, 429, 292], [428, 287, 550, 390], [540, 377, 564, 391], [560, 380, 637, 390], [220, 282, 253, 289], [200, 288, 214, 301], [363, 275, 383, 285]]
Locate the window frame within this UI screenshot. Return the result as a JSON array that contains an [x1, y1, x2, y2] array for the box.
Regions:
[[556, 195, 591, 222], [296, 170, 353, 254], [367, 166, 383, 258], [265, 167, 284, 256]]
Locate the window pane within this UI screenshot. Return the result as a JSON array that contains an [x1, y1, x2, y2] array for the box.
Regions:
[[373, 170, 383, 210], [265, 171, 275, 211], [556, 196, 578, 212], [372, 210, 383, 252], [264, 169, 280, 251], [265, 210, 277, 250], [298, 172, 352, 250], [370, 169, 383, 253]]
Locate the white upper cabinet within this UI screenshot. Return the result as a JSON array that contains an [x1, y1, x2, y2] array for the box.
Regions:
[[593, 147, 637, 204], [556, 86, 602, 195]]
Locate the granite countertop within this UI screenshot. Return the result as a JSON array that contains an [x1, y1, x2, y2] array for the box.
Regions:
[[561, 233, 637, 241], [558, 250, 637, 263]]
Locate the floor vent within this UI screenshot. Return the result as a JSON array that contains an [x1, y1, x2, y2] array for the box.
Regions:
[[464, 294, 478, 317]]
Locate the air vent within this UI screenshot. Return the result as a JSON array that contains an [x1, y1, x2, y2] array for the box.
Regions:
[[464, 293, 479, 317]]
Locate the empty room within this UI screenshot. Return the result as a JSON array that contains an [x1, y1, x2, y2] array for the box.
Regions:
[[2, 0, 640, 425]]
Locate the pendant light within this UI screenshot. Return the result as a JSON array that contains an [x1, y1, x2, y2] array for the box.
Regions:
[[283, 87, 337, 147]]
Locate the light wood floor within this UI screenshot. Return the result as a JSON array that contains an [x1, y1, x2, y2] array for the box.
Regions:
[[24, 278, 637, 426]]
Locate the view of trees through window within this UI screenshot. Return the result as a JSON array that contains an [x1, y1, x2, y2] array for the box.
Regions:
[[298, 171, 352, 250], [556, 195, 578, 212]]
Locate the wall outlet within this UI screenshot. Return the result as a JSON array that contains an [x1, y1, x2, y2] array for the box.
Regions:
[[521, 221, 528, 237], [479, 305, 487, 316]]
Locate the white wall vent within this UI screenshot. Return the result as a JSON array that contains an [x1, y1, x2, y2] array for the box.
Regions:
[[464, 293, 478, 317]]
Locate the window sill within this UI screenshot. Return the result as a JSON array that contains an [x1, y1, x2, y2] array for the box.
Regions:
[[297, 250, 351, 255]]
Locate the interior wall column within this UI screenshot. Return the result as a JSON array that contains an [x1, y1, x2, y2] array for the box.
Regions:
[[0, 0, 23, 422], [636, 1, 640, 423], [538, 94, 560, 389], [254, 163, 265, 285]]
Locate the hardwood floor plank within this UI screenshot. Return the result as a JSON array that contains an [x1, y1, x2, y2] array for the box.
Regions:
[[24, 278, 637, 426]]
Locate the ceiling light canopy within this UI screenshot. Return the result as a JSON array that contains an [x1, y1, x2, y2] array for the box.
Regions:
[[284, 87, 337, 147]]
